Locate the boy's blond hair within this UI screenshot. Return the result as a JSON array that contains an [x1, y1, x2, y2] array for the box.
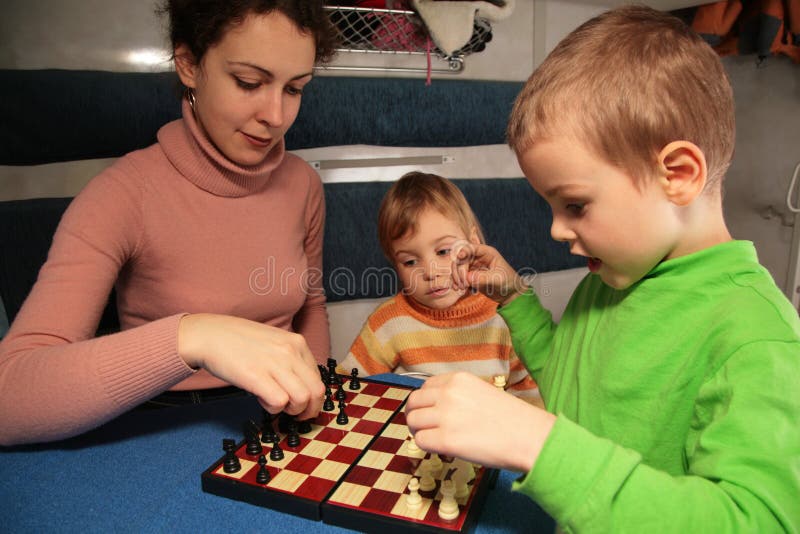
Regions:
[[378, 172, 485, 260], [507, 5, 735, 190]]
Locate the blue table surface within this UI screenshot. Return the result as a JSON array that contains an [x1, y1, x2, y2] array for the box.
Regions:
[[0, 374, 554, 533]]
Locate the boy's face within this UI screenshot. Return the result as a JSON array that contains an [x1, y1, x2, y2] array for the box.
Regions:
[[517, 137, 682, 289], [392, 208, 475, 309]]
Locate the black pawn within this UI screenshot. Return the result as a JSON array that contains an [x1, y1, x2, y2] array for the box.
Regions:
[[336, 399, 349, 425], [244, 420, 263, 456], [270, 440, 284, 461], [335, 383, 347, 402], [349, 368, 361, 390], [222, 438, 241, 473], [323, 388, 334, 411], [261, 420, 278, 444], [256, 455, 270, 484], [298, 419, 312, 434], [286, 421, 301, 448], [327, 358, 338, 385]]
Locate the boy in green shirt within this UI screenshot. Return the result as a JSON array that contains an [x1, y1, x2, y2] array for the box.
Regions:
[[405, 5, 800, 532]]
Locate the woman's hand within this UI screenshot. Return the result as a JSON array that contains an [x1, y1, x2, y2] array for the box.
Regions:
[[177, 313, 324, 420]]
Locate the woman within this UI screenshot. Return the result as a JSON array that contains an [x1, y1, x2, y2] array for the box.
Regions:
[[0, 0, 338, 446]]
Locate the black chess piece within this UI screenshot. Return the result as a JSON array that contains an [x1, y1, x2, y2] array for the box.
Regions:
[[270, 440, 284, 461], [323, 387, 334, 411], [261, 415, 278, 444], [222, 438, 241, 473], [256, 455, 271, 484], [336, 399, 349, 425], [349, 368, 361, 390], [335, 382, 347, 402], [286, 421, 301, 448], [298, 419, 312, 434], [244, 420, 263, 456], [327, 357, 342, 386]]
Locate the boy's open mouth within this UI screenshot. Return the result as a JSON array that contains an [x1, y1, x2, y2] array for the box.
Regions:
[[588, 257, 602, 272]]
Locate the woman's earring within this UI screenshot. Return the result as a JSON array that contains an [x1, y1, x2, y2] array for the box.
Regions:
[[186, 88, 196, 112]]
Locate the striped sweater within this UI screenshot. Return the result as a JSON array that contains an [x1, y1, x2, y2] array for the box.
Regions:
[[340, 291, 541, 404]]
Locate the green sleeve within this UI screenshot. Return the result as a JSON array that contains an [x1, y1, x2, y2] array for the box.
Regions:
[[497, 289, 556, 380], [513, 340, 800, 532]]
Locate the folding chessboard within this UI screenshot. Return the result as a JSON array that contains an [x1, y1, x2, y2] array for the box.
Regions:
[[201, 375, 497, 533]]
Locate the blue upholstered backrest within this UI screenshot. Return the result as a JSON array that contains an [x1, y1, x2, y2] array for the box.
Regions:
[[0, 70, 579, 332]]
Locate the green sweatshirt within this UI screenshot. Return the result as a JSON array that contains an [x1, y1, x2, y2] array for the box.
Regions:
[[499, 241, 800, 532]]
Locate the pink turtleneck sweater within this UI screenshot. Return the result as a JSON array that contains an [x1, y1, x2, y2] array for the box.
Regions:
[[0, 102, 329, 445]]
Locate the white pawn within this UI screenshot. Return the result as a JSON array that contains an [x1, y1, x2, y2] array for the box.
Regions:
[[407, 431, 420, 453], [418, 462, 436, 492], [452, 466, 470, 499], [437, 479, 459, 520], [406, 477, 422, 509], [493, 374, 507, 391]]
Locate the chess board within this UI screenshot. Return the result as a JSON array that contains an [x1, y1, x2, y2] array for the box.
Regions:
[[201, 375, 497, 532]]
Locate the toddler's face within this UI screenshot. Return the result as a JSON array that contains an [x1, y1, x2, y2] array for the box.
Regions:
[[392, 208, 474, 309], [517, 137, 683, 289]]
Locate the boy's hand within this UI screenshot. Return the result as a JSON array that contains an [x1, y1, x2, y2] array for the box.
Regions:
[[451, 242, 526, 305], [405, 372, 555, 473], [178, 314, 325, 420]]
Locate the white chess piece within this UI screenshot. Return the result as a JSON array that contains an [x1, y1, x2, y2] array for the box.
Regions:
[[452, 457, 476, 484], [428, 452, 443, 476], [407, 432, 420, 453], [418, 462, 436, 492], [452, 465, 470, 499], [437, 479, 459, 520], [406, 477, 422, 509], [493, 374, 507, 391]]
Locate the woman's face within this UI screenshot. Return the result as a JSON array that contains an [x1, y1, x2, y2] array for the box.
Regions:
[[175, 10, 316, 167]]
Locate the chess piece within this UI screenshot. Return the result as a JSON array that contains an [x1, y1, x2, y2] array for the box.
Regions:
[[286, 421, 301, 448], [269, 440, 284, 461], [261, 411, 277, 443], [493, 374, 507, 391], [256, 455, 271, 484], [348, 368, 361, 390], [407, 432, 421, 454], [335, 383, 347, 402], [437, 479, 460, 520], [244, 420, 263, 456], [452, 465, 470, 499], [323, 387, 334, 411], [298, 419, 312, 434], [452, 457, 476, 484], [428, 452, 443, 476], [336, 399, 349, 425], [327, 357, 339, 385], [406, 477, 422, 509], [222, 438, 241, 473], [418, 462, 436, 492]]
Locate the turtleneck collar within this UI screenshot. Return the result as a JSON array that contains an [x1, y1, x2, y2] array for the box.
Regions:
[[397, 291, 499, 327], [157, 99, 286, 198]]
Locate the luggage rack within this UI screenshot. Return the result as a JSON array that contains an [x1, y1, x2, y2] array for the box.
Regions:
[[321, 5, 493, 74]]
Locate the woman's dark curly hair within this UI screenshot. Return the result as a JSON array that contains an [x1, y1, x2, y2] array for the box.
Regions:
[[158, 0, 338, 65]]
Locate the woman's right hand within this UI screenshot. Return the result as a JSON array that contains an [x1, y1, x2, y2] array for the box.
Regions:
[[177, 314, 324, 420]]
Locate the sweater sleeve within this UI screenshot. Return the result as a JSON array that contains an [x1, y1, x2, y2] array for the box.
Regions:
[[513, 340, 800, 532], [497, 289, 557, 382], [505, 346, 542, 406], [291, 168, 330, 365], [0, 167, 194, 446]]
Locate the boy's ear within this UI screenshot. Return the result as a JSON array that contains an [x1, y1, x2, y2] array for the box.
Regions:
[[657, 141, 707, 206], [173, 44, 199, 89]]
